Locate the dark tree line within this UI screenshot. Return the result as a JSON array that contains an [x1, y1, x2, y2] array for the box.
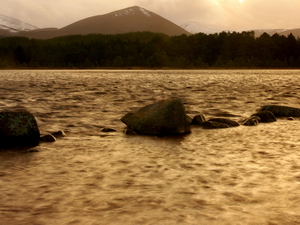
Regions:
[[0, 31, 300, 68]]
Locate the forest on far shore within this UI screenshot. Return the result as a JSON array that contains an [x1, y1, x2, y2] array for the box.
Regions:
[[0, 31, 300, 69]]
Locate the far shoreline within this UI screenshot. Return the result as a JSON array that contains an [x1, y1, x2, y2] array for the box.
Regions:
[[1, 67, 300, 70]]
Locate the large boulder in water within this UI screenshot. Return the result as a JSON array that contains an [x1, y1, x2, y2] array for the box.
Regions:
[[259, 105, 300, 117], [0, 111, 40, 148], [121, 98, 191, 135]]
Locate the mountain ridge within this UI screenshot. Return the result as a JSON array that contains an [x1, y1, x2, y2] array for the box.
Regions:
[[1, 6, 300, 39], [3, 6, 190, 39]]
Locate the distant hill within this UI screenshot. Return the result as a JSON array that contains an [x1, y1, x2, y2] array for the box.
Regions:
[[9, 6, 190, 39], [181, 21, 300, 38], [248, 28, 300, 38], [271, 28, 300, 38]]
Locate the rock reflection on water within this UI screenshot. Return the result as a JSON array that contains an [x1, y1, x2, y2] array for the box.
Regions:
[[1, 70, 300, 224]]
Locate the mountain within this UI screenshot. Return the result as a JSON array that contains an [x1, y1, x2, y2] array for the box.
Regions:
[[13, 6, 190, 39], [60, 6, 190, 36], [0, 14, 38, 32]]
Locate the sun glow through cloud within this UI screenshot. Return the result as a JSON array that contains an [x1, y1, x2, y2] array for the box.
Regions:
[[239, 0, 243, 2]]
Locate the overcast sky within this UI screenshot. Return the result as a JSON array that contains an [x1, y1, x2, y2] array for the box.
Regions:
[[2, 0, 300, 30]]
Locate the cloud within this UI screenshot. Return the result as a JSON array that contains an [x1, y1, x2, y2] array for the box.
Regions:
[[134, 0, 223, 24], [212, 0, 300, 29], [242, 0, 300, 29], [1, 0, 125, 27]]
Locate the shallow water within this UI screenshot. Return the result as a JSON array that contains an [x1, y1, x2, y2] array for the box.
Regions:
[[1, 70, 300, 225]]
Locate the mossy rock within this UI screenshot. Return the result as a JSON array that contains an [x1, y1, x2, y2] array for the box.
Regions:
[[0, 111, 40, 148], [121, 98, 191, 135]]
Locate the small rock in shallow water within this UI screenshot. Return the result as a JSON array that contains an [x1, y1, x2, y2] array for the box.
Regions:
[[101, 128, 116, 132], [287, 117, 295, 121], [241, 116, 261, 126], [191, 114, 206, 126], [40, 134, 56, 142], [208, 118, 240, 127], [251, 111, 276, 122], [202, 121, 229, 129]]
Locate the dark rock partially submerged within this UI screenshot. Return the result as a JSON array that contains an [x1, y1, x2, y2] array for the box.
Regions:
[[40, 131, 65, 143], [251, 111, 277, 122], [259, 105, 300, 117], [202, 121, 229, 129], [191, 114, 206, 126], [101, 128, 117, 133], [208, 118, 240, 127], [241, 116, 261, 126], [40, 134, 56, 142], [121, 98, 191, 135], [0, 111, 40, 148]]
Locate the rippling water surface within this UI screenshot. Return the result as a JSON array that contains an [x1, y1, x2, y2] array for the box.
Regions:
[[1, 70, 300, 225]]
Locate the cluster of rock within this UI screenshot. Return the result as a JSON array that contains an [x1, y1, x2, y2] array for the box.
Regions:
[[40, 130, 66, 142], [0, 111, 65, 149], [121, 98, 299, 135], [1, 99, 300, 148]]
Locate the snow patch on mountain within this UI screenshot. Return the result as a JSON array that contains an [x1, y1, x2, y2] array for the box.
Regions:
[[139, 7, 151, 17], [0, 14, 38, 32], [114, 6, 151, 18], [115, 8, 135, 17]]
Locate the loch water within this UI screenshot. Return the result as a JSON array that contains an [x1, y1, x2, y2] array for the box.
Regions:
[[1, 70, 300, 225]]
